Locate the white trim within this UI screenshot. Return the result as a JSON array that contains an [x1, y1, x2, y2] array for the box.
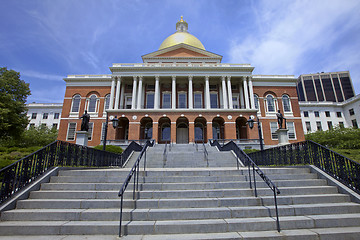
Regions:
[[66, 122, 77, 141]]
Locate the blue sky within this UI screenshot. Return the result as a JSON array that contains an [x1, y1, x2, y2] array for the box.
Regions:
[[1, 0, 360, 103]]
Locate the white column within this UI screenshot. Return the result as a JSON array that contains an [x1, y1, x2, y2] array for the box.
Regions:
[[188, 75, 193, 109], [131, 76, 137, 109], [114, 77, 121, 109], [226, 76, 233, 109], [154, 76, 160, 109], [205, 76, 210, 109], [239, 82, 244, 108], [248, 76, 255, 109], [137, 76, 143, 109], [109, 77, 116, 109], [172, 76, 176, 109], [243, 76, 250, 109], [119, 83, 125, 109], [221, 76, 228, 109]]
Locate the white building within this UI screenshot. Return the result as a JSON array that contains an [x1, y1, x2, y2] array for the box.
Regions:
[[26, 103, 62, 130], [299, 94, 360, 133]]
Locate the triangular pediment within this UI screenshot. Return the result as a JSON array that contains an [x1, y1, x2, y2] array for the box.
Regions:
[[142, 43, 222, 61]]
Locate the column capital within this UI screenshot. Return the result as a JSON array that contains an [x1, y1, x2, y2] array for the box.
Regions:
[[111, 76, 116, 81], [247, 76, 252, 81], [172, 75, 176, 80], [155, 75, 160, 80], [226, 76, 231, 80], [138, 76, 143, 80], [133, 76, 138, 81], [205, 75, 210, 80], [188, 75, 193, 80]]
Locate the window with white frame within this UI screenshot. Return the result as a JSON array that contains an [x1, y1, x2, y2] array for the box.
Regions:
[[87, 94, 98, 112], [270, 122, 278, 139], [31, 113, 37, 119], [305, 122, 311, 132], [194, 92, 202, 108], [316, 121, 322, 131], [232, 95, 239, 109], [287, 122, 296, 139], [71, 94, 81, 113], [146, 92, 154, 109], [282, 95, 291, 112], [104, 94, 110, 111], [43, 113, 48, 119], [162, 92, 171, 108], [266, 95, 276, 112], [210, 93, 218, 108], [125, 96, 132, 109], [88, 122, 94, 140], [67, 123, 77, 140], [178, 92, 187, 108], [54, 113, 60, 119], [254, 94, 259, 110]]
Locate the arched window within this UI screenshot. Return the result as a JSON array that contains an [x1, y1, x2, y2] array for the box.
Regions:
[[282, 95, 291, 112], [212, 122, 220, 139], [194, 123, 204, 141], [88, 94, 98, 112], [254, 94, 259, 110], [161, 123, 171, 141], [144, 122, 153, 139], [71, 94, 81, 113], [104, 94, 110, 111], [266, 95, 275, 112]]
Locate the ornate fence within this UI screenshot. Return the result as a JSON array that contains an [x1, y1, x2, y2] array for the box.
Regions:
[[0, 140, 127, 203], [248, 140, 360, 194]]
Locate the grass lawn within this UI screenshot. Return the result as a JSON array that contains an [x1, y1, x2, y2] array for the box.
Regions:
[[332, 148, 360, 164], [0, 146, 42, 169]]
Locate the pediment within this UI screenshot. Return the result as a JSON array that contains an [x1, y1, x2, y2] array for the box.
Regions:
[[142, 43, 222, 60]]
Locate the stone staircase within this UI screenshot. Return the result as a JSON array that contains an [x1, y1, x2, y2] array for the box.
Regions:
[[1, 144, 360, 239]]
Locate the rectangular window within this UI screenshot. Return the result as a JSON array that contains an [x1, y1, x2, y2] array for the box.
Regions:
[[336, 112, 342, 118], [339, 122, 344, 128], [303, 111, 309, 117], [287, 122, 296, 139], [41, 123, 47, 128], [209, 85, 217, 91], [349, 108, 355, 116], [43, 113, 48, 119], [178, 93, 187, 108], [325, 111, 330, 117], [31, 113, 37, 119], [67, 123, 77, 141], [270, 122, 278, 139], [316, 121, 322, 131], [146, 93, 154, 109], [52, 123, 58, 129], [162, 93, 171, 108], [327, 121, 333, 130], [54, 113, 60, 119], [88, 122, 94, 140], [29, 123, 35, 128], [314, 111, 320, 117], [352, 119, 358, 129], [147, 85, 155, 91], [194, 93, 202, 108], [305, 122, 311, 132], [304, 78, 317, 101], [125, 96, 132, 109], [232, 95, 239, 109], [321, 75, 336, 102], [210, 93, 218, 108]]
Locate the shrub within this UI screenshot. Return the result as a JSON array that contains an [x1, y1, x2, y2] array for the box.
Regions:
[[94, 145, 123, 154]]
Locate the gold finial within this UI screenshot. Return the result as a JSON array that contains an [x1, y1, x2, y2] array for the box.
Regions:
[[180, 16, 184, 22]]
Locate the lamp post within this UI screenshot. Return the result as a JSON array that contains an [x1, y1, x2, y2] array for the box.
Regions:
[[247, 116, 264, 151], [103, 113, 119, 151]]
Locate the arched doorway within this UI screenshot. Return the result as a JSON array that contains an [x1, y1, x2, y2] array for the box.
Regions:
[[194, 117, 207, 143], [176, 117, 189, 144], [212, 117, 224, 140], [236, 117, 248, 139], [158, 117, 171, 143], [140, 117, 153, 140], [115, 117, 129, 141]]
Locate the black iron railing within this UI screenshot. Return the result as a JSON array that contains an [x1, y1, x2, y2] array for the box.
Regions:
[[209, 139, 281, 232], [118, 139, 155, 237], [0, 140, 124, 204], [249, 140, 360, 194], [202, 141, 209, 167]]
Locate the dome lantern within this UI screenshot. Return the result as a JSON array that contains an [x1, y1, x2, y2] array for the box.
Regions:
[[176, 16, 188, 32]]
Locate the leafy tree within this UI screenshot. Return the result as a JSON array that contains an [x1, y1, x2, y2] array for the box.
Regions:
[[0, 67, 31, 140]]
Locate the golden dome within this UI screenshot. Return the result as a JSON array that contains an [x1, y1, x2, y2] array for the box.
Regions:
[[158, 17, 205, 50]]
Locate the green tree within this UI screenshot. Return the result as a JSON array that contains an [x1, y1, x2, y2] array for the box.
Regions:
[[0, 67, 31, 140]]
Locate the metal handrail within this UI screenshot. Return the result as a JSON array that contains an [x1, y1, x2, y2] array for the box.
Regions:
[[163, 141, 168, 165], [202, 141, 209, 167], [118, 139, 154, 237], [209, 139, 281, 232]]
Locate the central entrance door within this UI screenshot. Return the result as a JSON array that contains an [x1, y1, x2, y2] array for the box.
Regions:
[[176, 123, 189, 144]]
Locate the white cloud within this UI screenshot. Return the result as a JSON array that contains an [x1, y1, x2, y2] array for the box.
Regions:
[[22, 70, 64, 82], [229, 0, 360, 78]]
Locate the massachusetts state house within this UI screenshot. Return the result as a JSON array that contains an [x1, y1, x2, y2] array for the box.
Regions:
[[58, 17, 305, 147]]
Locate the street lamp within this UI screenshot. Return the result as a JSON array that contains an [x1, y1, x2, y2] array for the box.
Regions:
[[247, 115, 264, 151], [103, 113, 119, 151]]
